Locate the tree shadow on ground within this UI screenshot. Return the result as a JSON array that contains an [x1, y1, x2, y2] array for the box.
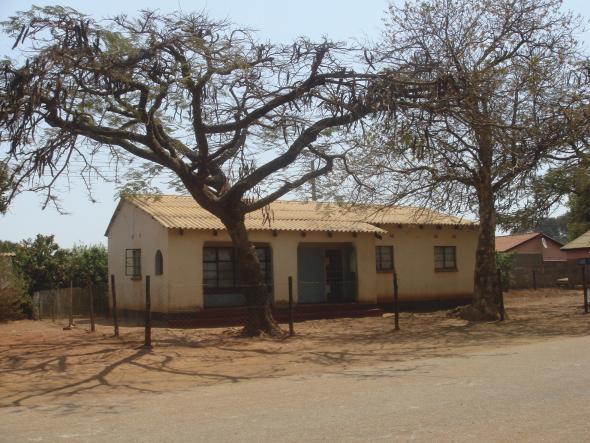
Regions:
[[0, 289, 588, 412]]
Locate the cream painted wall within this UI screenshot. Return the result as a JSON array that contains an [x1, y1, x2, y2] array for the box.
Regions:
[[163, 229, 378, 311], [108, 202, 477, 312], [375, 225, 478, 303], [167, 229, 203, 312], [107, 201, 169, 312]]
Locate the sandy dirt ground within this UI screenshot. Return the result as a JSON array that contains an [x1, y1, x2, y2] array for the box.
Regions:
[[1, 289, 589, 410]]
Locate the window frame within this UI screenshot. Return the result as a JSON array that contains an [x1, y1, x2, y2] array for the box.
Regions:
[[376, 245, 394, 272], [203, 245, 272, 292], [434, 246, 457, 272], [125, 248, 141, 278]]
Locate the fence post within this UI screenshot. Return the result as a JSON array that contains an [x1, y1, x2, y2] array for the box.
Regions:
[[51, 292, 56, 323], [89, 284, 96, 332], [393, 271, 400, 331], [532, 269, 537, 290], [288, 276, 294, 336], [144, 275, 152, 348], [111, 274, 119, 337], [55, 290, 61, 322], [68, 280, 74, 328], [32, 292, 40, 320], [583, 265, 588, 315], [497, 269, 505, 321]]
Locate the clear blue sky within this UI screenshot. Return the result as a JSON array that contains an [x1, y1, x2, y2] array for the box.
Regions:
[[0, 0, 588, 247]]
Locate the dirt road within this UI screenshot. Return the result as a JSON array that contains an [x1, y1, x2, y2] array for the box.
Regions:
[[2, 334, 590, 442]]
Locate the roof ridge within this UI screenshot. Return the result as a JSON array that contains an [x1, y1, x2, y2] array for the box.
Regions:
[[496, 232, 538, 238], [126, 194, 452, 212]]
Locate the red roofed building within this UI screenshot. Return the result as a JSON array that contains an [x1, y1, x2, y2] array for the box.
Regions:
[[495, 232, 567, 262], [495, 232, 571, 288]]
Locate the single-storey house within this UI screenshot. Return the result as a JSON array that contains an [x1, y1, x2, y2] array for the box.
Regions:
[[106, 195, 478, 316], [561, 229, 590, 262], [495, 232, 567, 261]]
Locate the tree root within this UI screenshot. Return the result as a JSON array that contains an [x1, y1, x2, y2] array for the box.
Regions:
[[450, 304, 502, 322], [239, 323, 286, 338]]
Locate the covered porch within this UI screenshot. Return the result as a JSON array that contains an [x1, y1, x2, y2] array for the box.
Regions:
[[297, 243, 358, 304]]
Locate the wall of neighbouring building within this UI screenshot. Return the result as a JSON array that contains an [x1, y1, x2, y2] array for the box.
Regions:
[[506, 253, 585, 288], [564, 248, 590, 261], [509, 236, 568, 261]]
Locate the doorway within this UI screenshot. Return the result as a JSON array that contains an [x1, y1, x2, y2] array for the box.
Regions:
[[297, 245, 357, 304]]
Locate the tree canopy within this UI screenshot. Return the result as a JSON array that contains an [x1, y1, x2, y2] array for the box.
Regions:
[[0, 7, 392, 334], [345, 0, 590, 319]]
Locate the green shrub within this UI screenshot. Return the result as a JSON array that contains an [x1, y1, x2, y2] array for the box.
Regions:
[[496, 252, 514, 290], [0, 258, 29, 321]]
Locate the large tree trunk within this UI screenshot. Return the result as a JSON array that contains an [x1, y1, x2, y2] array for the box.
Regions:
[[462, 125, 501, 321], [222, 216, 283, 337], [466, 186, 501, 320]]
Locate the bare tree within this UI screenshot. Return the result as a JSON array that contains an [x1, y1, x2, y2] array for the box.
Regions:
[[351, 0, 589, 319], [0, 7, 383, 335], [0, 161, 10, 213]]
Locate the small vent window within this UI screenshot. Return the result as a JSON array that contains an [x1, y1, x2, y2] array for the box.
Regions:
[[155, 250, 164, 275]]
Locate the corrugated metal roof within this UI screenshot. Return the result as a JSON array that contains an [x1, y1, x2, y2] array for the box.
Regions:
[[108, 195, 475, 235], [561, 229, 590, 250], [0, 252, 16, 257]]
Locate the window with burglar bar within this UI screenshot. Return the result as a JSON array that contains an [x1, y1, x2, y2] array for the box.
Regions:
[[125, 249, 141, 277], [376, 246, 394, 272], [434, 246, 457, 271], [203, 246, 272, 290]]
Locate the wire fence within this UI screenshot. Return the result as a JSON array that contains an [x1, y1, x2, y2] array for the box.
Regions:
[[33, 285, 109, 324], [114, 276, 387, 333], [35, 267, 590, 349], [32, 274, 393, 346]]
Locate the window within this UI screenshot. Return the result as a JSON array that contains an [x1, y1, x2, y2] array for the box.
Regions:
[[203, 246, 272, 289], [125, 249, 141, 277], [434, 246, 457, 271], [155, 250, 163, 275], [376, 246, 394, 272], [255, 247, 272, 284]]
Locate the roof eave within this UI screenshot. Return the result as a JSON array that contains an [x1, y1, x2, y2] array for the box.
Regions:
[[561, 245, 590, 251]]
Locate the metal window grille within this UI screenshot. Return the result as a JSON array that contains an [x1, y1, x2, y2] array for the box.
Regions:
[[376, 246, 394, 271], [434, 246, 456, 270], [125, 249, 141, 277], [203, 246, 272, 289]]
